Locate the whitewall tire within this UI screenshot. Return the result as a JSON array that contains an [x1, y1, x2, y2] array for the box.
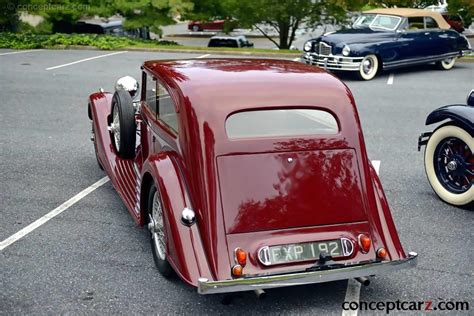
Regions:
[[436, 57, 456, 70], [357, 55, 379, 80], [424, 125, 474, 206]]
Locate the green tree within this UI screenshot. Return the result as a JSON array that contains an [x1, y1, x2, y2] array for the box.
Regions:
[[223, 0, 365, 49], [368, 0, 439, 7], [446, 0, 473, 26], [19, 0, 192, 35], [0, 0, 29, 31]]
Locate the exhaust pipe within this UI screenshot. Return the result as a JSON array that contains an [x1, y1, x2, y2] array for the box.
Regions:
[[355, 277, 370, 286], [254, 289, 266, 299]]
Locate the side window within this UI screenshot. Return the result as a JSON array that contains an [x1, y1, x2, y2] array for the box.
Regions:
[[156, 82, 178, 133], [407, 17, 424, 30], [145, 73, 157, 114], [424, 17, 438, 29]]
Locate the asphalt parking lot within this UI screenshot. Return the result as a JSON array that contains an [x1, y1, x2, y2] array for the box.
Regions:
[[0, 49, 473, 314]]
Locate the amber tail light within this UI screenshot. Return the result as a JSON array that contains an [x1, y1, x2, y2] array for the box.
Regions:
[[358, 234, 371, 253], [235, 248, 247, 267], [377, 247, 387, 259], [231, 264, 243, 276]]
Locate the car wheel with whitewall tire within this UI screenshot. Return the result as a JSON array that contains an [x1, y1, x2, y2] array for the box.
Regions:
[[147, 184, 174, 277], [357, 54, 379, 80], [192, 25, 200, 32], [435, 57, 456, 70], [424, 124, 474, 206], [109, 89, 136, 159]]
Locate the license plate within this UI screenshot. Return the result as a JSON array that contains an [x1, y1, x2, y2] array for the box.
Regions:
[[258, 240, 343, 266]]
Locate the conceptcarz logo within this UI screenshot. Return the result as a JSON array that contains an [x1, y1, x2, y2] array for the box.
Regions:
[[342, 300, 470, 314]]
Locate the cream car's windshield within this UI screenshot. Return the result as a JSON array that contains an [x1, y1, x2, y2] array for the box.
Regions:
[[353, 14, 401, 31]]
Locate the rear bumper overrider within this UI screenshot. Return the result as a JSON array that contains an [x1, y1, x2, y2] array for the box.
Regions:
[[198, 251, 418, 294]]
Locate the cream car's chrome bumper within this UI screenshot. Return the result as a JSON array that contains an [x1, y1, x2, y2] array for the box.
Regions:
[[198, 252, 417, 294], [302, 52, 363, 71]]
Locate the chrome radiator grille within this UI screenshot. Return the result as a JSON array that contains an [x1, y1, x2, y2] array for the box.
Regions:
[[318, 42, 332, 55]]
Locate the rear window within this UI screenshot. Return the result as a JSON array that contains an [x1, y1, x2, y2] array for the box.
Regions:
[[226, 109, 339, 139]]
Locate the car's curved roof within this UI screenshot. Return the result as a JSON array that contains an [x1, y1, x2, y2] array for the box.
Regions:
[[365, 8, 451, 29], [143, 59, 353, 116]]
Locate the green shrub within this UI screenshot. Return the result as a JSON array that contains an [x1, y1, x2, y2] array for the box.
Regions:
[[0, 32, 180, 50]]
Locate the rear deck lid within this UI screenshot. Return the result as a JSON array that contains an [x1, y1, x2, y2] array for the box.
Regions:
[[217, 149, 367, 234]]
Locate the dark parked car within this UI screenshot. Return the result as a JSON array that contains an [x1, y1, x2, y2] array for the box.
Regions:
[[302, 8, 471, 80], [87, 59, 417, 295], [208, 35, 254, 48], [418, 90, 473, 207]]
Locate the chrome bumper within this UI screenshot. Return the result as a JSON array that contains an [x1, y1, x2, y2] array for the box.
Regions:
[[198, 252, 417, 294], [303, 52, 363, 71]]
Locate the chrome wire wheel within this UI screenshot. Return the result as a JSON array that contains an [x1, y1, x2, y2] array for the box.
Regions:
[[358, 54, 378, 80], [150, 191, 166, 261], [434, 137, 473, 194], [425, 125, 474, 206], [147, 184, 174, 277], [111, 105, 121, 151]]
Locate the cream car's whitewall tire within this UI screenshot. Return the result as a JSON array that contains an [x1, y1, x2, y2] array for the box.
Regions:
[[424, 125, 474, 206]]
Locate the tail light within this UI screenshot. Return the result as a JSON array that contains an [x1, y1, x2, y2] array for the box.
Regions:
[[377, 247, 387, 259], [235, 248, 247, 267], [358, 234, 371, 253], [231, 264, 243, 276]]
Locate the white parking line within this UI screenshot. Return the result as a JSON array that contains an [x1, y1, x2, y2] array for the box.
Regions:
[[372, 160, 381, 175], [45, 51, 127, 70], [0, 49, 44, 56], [196, 54, 211, 59], [387, 73, 394, 85], [342, 279, 361, 316], [341, 160, 380, 316], [0, 177, 109, 251]]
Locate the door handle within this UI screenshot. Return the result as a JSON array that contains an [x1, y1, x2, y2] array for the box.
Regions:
[[424, 32, 430, 35], [152, 135, 156, 142]]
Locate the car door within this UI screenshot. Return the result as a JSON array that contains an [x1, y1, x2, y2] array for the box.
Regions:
[[154, 79, 179, 152], [141, 74, 179, 159], [398, 17, 432, 62], [423, 16, 445, 56], [140, 72, 160, 160]]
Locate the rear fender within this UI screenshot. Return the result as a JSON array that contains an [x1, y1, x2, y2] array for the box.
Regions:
[[142, 152, 213, 286], [369, 164, 407, 261], [425, 104, 474, 137], [88, 92, 113, 170]]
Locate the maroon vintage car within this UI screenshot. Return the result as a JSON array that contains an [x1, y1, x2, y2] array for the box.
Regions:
[[188, 20, 225, 32], [88, 59, 417, 295]]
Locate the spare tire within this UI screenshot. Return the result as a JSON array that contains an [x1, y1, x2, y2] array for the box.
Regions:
[[110, 90, 136, 159]]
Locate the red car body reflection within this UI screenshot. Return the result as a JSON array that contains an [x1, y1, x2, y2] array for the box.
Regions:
[[88, 59, 417, 294]]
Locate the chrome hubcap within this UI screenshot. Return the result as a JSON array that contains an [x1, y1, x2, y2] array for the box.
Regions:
[[447, 160, 458, 171], [363, 58, 373, 74], [443, 58, 454, 65], [150, 192, 166, 260]]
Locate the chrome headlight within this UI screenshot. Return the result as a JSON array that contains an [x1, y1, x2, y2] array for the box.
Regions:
[[342, 45, 351, 56], [303, 41, 312, 52], [115, 76, 139, 99]]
